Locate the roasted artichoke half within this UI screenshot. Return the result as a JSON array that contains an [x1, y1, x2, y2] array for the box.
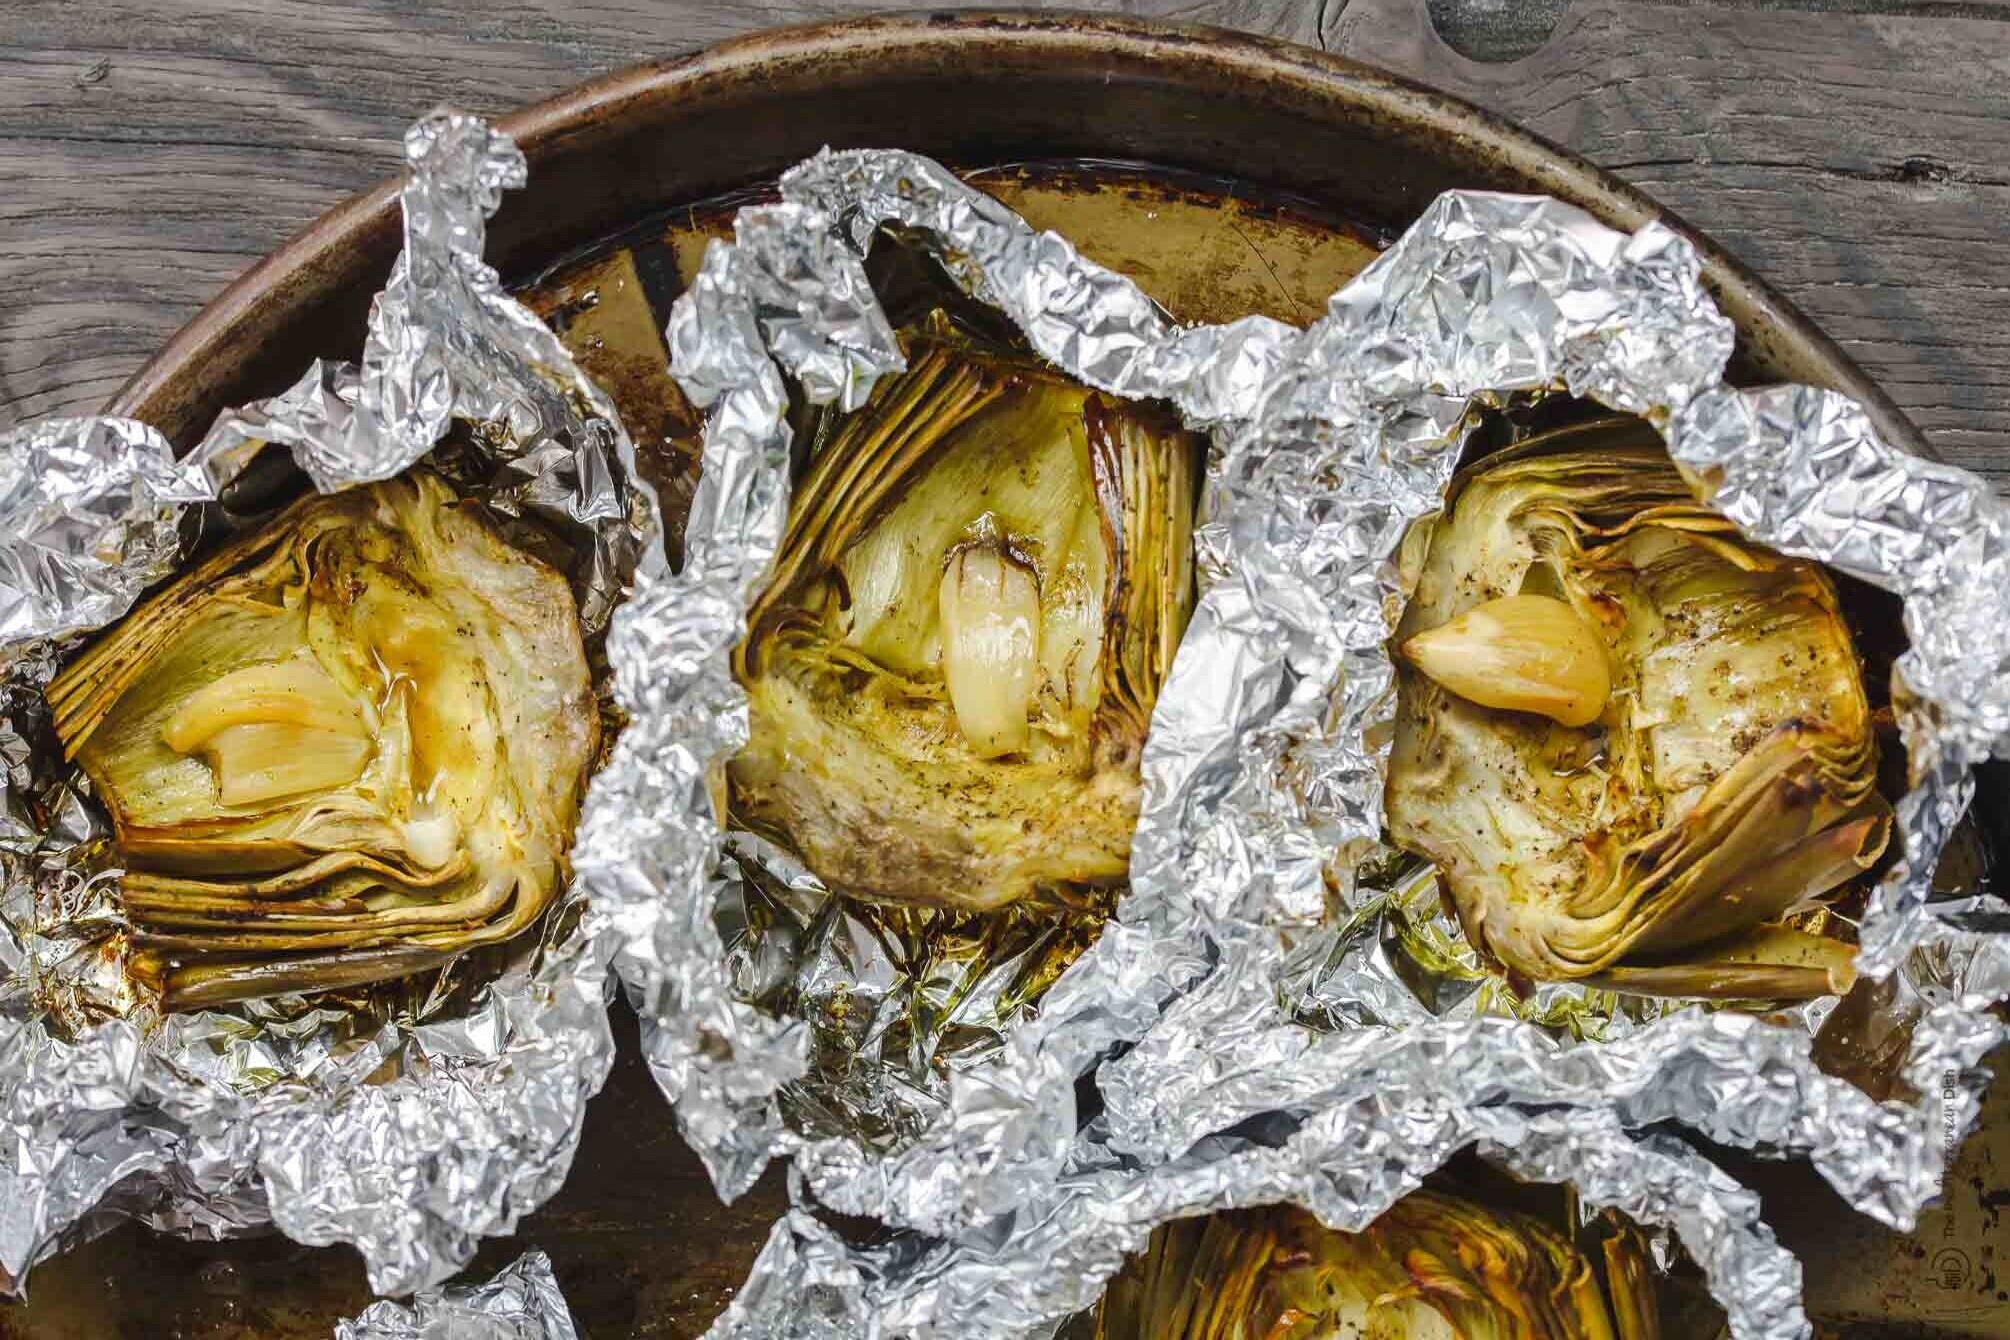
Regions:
[[729, 316, 1200, 912], [1386, 417, 1890, 1000], [48, 472, 598, 1010], [1092, 1191, 1661, 1340]]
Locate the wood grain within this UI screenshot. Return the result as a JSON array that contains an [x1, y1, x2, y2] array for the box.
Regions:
[[1326, 0, 2010, 479], [4, 0, 2008, 487]]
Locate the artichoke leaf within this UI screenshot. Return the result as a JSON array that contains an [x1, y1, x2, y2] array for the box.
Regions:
[[730, 319, 1199, 912], [1386, 417, 1887, 1000], [47, 472, 597, 1009], [1599, 1231, 1664, 1340], [1091, 1189, 1657, 1339]]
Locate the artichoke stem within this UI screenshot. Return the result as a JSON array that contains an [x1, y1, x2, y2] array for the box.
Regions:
[[939, 542, 1041, 758]]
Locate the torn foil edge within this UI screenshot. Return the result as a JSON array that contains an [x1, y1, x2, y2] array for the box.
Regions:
[[712, 1114, 1803, 1340], [334, 1249, 580, 1340], [627, 152, 2008, 1340], [0, 111, 648, 1297], [600, 146, 1299, 1202]]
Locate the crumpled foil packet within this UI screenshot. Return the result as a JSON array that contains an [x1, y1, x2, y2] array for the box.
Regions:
[[624, 150, 2008, 1340], [0, 111, 649, 1296], [716, 1118, 1799, 1339], [334, 1250, 580, 1340], [601, 148, 1297, 1202]]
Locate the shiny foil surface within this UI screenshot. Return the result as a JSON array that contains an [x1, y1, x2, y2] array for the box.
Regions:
[[0, 113, 647, 1296], [636, 154, 2009, 1340], [334, 1250, 579, 1340]]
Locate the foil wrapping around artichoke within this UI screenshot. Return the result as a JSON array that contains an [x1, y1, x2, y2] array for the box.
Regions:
[[48, 472, 598, 1010], [1385, 416, 1890, 1001], [729, 314, 1201, 913], [1091, 1190, 1663, 1340]]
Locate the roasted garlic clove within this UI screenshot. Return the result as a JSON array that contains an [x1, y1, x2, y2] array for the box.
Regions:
[[1403, 592, 1612, 729], [938, 542, 1044, 760]]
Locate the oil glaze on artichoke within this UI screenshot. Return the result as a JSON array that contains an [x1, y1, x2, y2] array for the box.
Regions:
[[1386, 417, 1889, 1001], [49, 473, 597, 1010], [729, 315, 1200, 913]]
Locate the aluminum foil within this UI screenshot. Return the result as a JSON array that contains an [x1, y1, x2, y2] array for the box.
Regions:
[[334, 1250, 579, 1340], [632, 152, 2010, 1340], [0, 111, 649, 1296], [716, 1121, 1795, 1339], [608, 149, 1296, 1204]]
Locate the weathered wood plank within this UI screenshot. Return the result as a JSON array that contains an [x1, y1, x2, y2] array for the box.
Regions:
[[0, 0, 1311, 427], [4, 0, 2008, 487], [1324, 0, 2010, 480]]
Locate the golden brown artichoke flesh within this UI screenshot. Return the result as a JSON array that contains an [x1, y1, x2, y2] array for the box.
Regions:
[[729, 318, 1201, 912], [1384, 417, 1890, 1001], [1091, 1190, 1659, 1340], [47, 472, 598, 1010]]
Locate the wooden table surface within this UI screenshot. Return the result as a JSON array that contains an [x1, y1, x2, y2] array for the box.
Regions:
[[4, 1, 2009, 1337], [7, 0, 2010, 493]]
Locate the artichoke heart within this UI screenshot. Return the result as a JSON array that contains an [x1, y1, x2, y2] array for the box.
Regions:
[[47, 472, 598, 1010], [1386, 417, 1890, 1000], [729, 321, 1200, 912], [1092, 1191, 1661, 1340]]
